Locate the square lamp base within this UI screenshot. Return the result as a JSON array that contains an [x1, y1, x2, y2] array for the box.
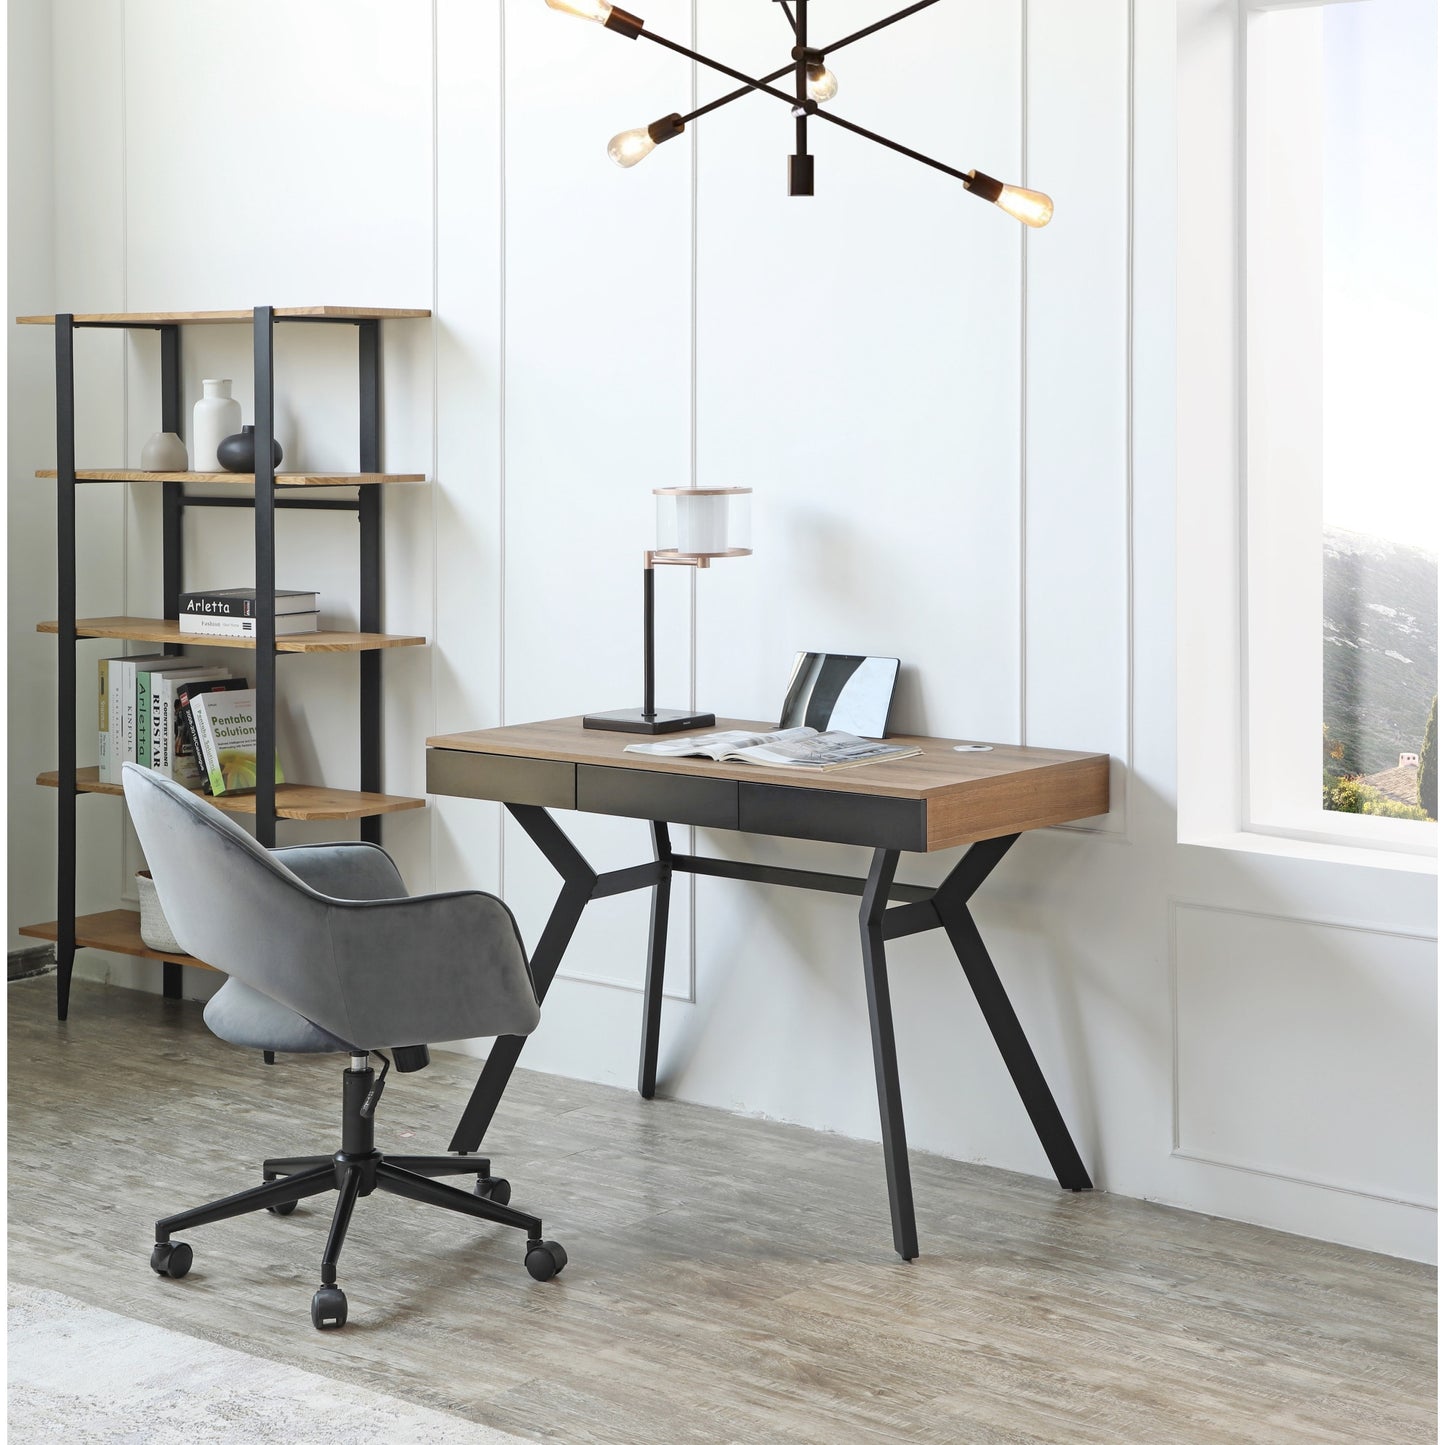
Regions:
[[582, 707, 717, 735]]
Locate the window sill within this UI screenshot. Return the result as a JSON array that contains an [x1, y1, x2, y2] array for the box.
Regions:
[[1179, 829, 1437, 875]]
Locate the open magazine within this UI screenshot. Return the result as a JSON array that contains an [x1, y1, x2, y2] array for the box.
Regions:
[[624, 727, 922, 771]]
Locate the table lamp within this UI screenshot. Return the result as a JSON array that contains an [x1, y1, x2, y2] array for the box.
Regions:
[[584, 487, 752, 734]]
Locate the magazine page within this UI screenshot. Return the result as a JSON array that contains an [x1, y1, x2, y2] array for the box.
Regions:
[[625, 728, 816, 761], [733, 731, 918, 768]]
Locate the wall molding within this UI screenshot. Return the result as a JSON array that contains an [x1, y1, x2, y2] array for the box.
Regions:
[[1170, 1142, 1437, 1213], [1168, 896, 1438, 1211]]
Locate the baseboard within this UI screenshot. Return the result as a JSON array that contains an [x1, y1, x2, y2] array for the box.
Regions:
[[9, 944, 56, 982]]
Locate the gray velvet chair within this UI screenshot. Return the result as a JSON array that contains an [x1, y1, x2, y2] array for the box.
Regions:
[[121, 763, 565, 1330]]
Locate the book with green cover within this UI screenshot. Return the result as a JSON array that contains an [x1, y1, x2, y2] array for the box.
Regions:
[[177, 676, 245, 791], [189, 688, 284, 796]]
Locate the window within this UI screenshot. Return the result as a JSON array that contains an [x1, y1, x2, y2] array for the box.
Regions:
[[1244, 0, 1438, 854]]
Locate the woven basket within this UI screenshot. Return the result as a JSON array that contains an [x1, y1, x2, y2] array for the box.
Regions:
[[136, 870, 189, 956]]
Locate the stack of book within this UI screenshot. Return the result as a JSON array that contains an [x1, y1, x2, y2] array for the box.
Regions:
[[97, 660, 283, 797], [178, 588, 320, 639]]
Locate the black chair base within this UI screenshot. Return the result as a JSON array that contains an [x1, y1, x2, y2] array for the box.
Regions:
[[148, 1057, 567, 1329]]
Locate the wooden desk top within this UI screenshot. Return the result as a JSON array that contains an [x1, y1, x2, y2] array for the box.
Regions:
[[427, 718, 1110, 852]]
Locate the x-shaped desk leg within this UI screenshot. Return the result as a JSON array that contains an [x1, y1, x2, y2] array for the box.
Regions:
[[447, 806, 596, 1155], [449, 812, 1091, 1264]]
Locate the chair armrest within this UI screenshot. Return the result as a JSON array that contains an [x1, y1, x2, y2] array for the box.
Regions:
[[326, 889, 540, 1050], [271, 842, 408, 902]]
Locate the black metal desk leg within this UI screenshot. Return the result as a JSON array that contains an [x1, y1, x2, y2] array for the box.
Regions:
[[638, 820, 673, 1099], [860, 848, 919, 1262], [447, 805, 597, 1154], [937, 890, 1092, 1192]]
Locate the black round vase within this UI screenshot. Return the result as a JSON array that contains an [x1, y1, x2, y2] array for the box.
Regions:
[[217, 425, 284, 473]]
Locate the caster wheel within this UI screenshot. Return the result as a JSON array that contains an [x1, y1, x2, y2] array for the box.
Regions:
[[262, 1174, 298, 1215], [149, 1241, 193, 1279], [474, 1176, 511, 1206], [525, 1240, 567, 1281], [311, 1286, 347, 1330]]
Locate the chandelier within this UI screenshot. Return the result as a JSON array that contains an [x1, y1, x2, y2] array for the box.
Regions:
[[544, 0, 1053, 226]]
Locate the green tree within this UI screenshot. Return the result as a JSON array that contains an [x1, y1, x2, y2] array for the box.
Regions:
[[1325, 775, 1431, 821], [1420, 695, 1438, 820], [1325, 776, 1367, 813]]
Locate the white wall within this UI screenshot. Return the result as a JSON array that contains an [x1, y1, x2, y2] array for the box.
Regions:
[[8, 0, 1436, 1262]]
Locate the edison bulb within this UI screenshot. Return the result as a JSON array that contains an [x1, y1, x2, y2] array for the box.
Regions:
[[806, 64, 838, 102], [608, 126, 656, 168], [546, 0, 613, 21], [995, 184, 1053, 228]]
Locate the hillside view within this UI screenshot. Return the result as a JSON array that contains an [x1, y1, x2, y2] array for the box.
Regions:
[[1323, 527, 1437, 790]]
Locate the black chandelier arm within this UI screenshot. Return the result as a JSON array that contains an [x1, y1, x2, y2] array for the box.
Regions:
[[635, 8, 982, 196], [674, 0, 948, 130], [778, 1, 798, 37], [811, 107, 973, 186], [682, 65, 794, 125], [637, 27, 804, 111]]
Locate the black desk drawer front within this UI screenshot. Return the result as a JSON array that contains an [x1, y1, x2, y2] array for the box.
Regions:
[[738, 782, 927, 851], [577, 765, 739, 829], [426, 750, 576, 809]]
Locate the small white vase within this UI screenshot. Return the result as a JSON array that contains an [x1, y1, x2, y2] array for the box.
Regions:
[[192, 379, 242, 473], [140, 431, 188, 471]]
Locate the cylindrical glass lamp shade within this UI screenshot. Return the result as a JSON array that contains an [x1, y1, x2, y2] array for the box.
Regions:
[[654, 487, 752, 560]]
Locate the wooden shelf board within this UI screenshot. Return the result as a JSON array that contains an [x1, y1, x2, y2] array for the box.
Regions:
[[36, 469, 424, 487], [38, 767, 426, 822], [38, 617, 426, 654], [20, 910, 216, 971], [16, 307, 431, 326]]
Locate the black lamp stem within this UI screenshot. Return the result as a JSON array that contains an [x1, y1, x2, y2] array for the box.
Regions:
[[642, 563, 656, 723]]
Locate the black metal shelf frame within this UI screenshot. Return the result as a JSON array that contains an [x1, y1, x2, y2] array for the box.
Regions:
[[52, 307, 392, 1020]]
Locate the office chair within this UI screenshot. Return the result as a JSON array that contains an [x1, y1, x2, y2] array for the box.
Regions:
[[121, 763, 565, 1330]]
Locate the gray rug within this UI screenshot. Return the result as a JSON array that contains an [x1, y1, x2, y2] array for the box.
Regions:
[[7, 1286, 528, 1444]]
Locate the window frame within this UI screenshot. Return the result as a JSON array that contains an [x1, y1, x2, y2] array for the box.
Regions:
[[1242, 0, 1436, 857]]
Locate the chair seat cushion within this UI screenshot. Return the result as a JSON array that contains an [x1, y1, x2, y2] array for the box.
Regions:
[[204, 978, 357, 1055]]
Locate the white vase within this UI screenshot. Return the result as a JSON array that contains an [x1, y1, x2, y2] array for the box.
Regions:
[[140, 431, 188, 471], [192, 379, 242, 473]]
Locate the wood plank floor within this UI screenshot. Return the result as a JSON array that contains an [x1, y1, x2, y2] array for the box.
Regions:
[[8, 979, 1435, 1444]]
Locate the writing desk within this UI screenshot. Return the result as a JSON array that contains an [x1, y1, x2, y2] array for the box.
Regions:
[[426, 717, 1111, 1260]]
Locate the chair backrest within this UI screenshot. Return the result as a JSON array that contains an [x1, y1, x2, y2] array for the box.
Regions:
[[123, 765, 353, 1036], [121, 764, 540, 1049]]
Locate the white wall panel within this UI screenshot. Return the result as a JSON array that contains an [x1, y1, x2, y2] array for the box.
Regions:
[[693, 0, 1023, 742], [431, 1, 505, 914], [1174, 903, 1436, 1208], [120, 0, 435, 886], [8, 0, 62, 953], [498, 0, 696, 1016], [1023, 0, 1130, 828]]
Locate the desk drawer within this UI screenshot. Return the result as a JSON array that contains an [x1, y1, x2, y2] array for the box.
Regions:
[[577, 765, 738, 829], [426, 750, 575, 809], [739, 782, 927, 851]]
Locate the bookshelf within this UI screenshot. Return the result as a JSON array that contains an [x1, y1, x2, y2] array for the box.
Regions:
[[22, 305, 432, 1018]]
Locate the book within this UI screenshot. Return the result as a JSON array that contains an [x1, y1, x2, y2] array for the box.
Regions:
[[623, 727, 924, 771], [96, 656, 127, 784], [137, 658, 199, 768], [189, 688, 285, 796], [116, 654, 174, 770], [176, 676, 247, 790], [178, 588, 319, 619], [179, 612, 320, 638], [147, 667, 229, 782]]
